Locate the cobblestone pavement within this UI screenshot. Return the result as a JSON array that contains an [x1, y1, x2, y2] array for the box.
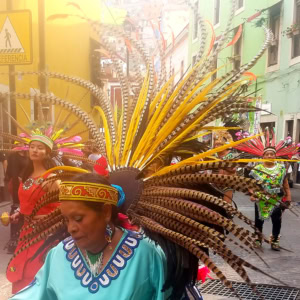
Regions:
[[0, 189, 299, 300]]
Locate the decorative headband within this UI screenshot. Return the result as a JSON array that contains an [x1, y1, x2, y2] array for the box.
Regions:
[[59, 181, 119, 206], [263, 147, 276, 154], [30, 135, 54, 150]]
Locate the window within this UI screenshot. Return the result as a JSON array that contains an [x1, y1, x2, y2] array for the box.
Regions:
[[268, 3, 281, 66], [193, 1, 199, 40], [285, 120, 294, 139], [292, 0, 300, 58], [233, 27, 242, 70], [236, 0, 244, 11], [214, 0, 220, 26]]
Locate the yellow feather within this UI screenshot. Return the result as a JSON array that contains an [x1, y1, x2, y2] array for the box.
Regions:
[[148, 134, 262, 177], [57, 143, 85, 148], [51, 129, 64, 141], [138, 78, 233, 168], [42, 166, 89, 177], [114, 114, 123, 167], [130, 85, 172, 165], [145, 58, 209, 148], [94, 106, 113, 166], [121, 70, 150, 165], [149, 74, 175, 118]]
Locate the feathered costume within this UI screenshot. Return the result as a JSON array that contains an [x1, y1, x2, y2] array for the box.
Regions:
[[235, 128, 299, 159], [0, 120, 86, 293], [234, 129, 298, 251], [0, 1, 293, 299]]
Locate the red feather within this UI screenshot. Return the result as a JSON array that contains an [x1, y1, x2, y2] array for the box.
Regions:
[[94, 156, 109, 176], [226, 24, 243, 47], [243, 72, 257, 81], [205, 20, 216, 56]]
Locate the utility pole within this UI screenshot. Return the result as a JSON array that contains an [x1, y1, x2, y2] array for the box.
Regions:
[[38, 0, 48, 120], [6, 0, 16, 135]]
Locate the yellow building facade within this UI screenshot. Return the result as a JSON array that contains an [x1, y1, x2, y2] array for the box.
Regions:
[[0, 0, 101, 139]]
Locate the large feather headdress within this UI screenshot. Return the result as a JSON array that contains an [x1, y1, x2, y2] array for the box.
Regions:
[[235, 128, 299, 158], [1, 1, 291, 299], [0, 118, 84, 156]]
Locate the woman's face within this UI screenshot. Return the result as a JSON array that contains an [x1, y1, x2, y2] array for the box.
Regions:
[[60, 201, 111, 253], [263, 150, 276, 167], [29, 141, 48, 161]]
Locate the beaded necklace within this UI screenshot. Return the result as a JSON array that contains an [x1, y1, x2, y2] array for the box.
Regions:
[[82, 226, 115, 277]]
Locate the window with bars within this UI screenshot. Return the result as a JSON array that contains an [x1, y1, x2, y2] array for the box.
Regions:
[[214, 0, 220, 26], [193, 0, 199, 40], [268, 3, 281, 66], [292, 0, 300, 58]]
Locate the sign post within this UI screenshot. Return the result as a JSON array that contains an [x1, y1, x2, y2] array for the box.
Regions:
[[0, 8, 32, 135]]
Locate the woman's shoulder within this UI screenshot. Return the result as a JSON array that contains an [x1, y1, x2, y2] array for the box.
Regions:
[[135, 232, 165, 259]]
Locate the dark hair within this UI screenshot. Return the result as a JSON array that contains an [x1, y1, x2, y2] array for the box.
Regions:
[[22, 143, 55, 181], [69, 173, 120, 226]]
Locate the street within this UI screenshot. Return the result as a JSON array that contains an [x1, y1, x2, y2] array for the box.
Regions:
[[0, 188, 300, 300], [201, 188, 300, 300]]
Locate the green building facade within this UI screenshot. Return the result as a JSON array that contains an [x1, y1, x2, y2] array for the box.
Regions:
[[188, 0, 300, 143]]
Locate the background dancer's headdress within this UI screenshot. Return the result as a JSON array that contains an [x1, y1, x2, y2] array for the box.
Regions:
[[1, 1, 288, 299], [0, 112, 84, 156], [235, 128, 299, 158]]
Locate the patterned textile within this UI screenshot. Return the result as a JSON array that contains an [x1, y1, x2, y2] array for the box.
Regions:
[[250, 163, 286, 220]]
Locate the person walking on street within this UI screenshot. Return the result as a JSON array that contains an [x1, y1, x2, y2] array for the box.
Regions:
[[235, 130, 298, 250], [249, 148, 291, 250]]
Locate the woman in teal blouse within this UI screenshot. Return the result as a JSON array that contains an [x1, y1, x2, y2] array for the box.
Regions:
[[10, 173, 204, 300], [10, 173, 174, 300]]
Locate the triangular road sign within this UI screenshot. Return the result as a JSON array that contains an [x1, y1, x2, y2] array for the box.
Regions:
[[0, 16, 24, 53]]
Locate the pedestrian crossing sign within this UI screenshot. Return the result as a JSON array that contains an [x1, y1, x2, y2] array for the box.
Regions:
[[0, 10, 32, 65]]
